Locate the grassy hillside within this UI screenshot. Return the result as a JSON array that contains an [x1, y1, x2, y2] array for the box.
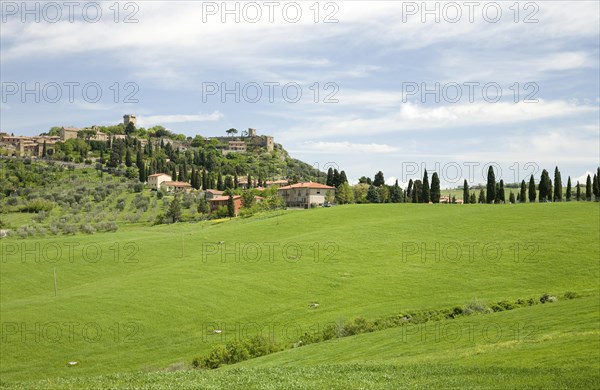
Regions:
[[1, 203, 598, 387], [12, 296, 597, 389]]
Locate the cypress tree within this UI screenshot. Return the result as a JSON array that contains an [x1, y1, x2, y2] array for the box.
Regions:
[[406, 179, 413, 201], [421, 170, 430, 203], [42, 141, 47, 157], [593, 173, 599, 201], [528, 174, 536, 202], [499, 180, 505, 203], [373, 171, 385, 187], [576, 181, 581, 201], [470, 193, 476, 204], [566, 177, 572, 201], [125, 148, 132, 167], [217, 173, 224, 191], [509, 192, 515, 204], [539, 169, 549, 202], [339, 170, 348, 186], [520, 180, 526, 203], [234, 173, 239, 189], [138, 163, 146, 183], [553, 166, 563, 201], [430, 172, 441, 203], [585, 174, 592, 201], [227, 194, 235, 217], [332, 169, 340, 187], [391, 180, 402, 203], [326, 168, 334, 186], [463, 180, 469, 204], [486, 166, 496, 204], [171, 166, 177, 181], [412, 180, 421, 203], [478, 188, 485, 204]]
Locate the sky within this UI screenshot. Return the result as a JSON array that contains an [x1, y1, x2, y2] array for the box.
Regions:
[[1, 1, 599, 187]]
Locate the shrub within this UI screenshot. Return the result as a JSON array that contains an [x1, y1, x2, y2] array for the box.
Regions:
[[540, 293, 557, 304], [341, 316, 374, 337], [463, 299, 490, 315], [133, 183, 144, 193], [563, 291, 579, 300], [80, 223, 96, 234], [62, 224, 77, 235], [156, 190, 164, 199]]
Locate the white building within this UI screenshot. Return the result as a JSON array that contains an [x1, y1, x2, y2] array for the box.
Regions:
[[277, 182, 336, 208], [147, 173, 171, 190]]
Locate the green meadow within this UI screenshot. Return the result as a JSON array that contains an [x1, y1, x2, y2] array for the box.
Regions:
[[1, 203, 599, 388]]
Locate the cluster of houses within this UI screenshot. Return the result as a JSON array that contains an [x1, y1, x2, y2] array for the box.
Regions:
[[1, 115, 275, 158], [147, 172, 336, 212]]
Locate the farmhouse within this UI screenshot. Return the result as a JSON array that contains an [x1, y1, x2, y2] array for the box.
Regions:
[[160, 181, 192, 193], [147, 173, 172, 190], [205, 189, 224, 200], [209, 195, 243, 215], [208, 195, 264, 215], [278, 182, 336, 208]]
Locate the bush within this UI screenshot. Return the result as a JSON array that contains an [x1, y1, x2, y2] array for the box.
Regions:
[[156, 190, 164, 199], [62, 224, 77, 235], [133, 183, 144, 193], [80, 223, 96, 234], [563, 291, 579, 300], [463, 299, 490, 315], [341, 316, 374, 337], [540, 293, 557, 304]]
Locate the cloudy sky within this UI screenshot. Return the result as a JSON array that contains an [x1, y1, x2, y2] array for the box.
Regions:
[[1, 1, 598, 186]]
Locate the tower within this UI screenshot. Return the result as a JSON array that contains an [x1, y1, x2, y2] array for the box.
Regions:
[[124, 114, 137, 127]]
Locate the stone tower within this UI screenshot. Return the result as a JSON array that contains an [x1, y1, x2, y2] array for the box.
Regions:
[[124, 114, 137, 127]]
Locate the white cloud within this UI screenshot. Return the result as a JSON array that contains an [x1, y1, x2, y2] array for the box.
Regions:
[[137, 112, 224, 127], [297, 141, 399, 154]]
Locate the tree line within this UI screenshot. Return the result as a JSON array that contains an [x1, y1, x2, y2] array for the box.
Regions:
[[330, 166, 600, 205]]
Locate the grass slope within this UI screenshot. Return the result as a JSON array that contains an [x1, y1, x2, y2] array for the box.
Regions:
[[1, 203, 598, 387]]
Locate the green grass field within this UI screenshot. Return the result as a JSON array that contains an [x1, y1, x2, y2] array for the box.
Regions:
[[1, 203, 599, 388]]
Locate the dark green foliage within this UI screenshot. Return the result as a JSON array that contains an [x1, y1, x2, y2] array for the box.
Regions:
[[366, 185, 380, 203], [166, 195, 182, 223], [553, 166, 562, 201], [421, 170, 430, 203], [566, 177, 572, 201], [430, 172, 441, 203], [486, 166, 496, 204], [463, 180, 469, 203], [520, 180, 527, 203], [227, 194, 235, 217], [528, 175, 536, 202], [585, 174, 592, 201], [373, 171, 385, 187]]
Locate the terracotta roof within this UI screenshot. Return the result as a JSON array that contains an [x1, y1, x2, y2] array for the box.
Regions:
[[278, 182, 336, 190], [148, 173, 171, 178], [162, 181, 191, 187], [209, 195, 241, 202], [206, 189, 224, 194]]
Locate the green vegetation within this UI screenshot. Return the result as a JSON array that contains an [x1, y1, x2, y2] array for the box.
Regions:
[[1, 202, 598, 388]]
